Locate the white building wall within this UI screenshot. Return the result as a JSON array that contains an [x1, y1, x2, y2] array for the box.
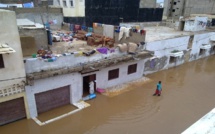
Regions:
[[25, 72, 82, 118], [146, 36, 190, 57], [190, 32, 215, 61], [59, 0, 85, 17], [145, 36, 190, 70], [184, 17, 207, 32], [95, 59, 146, 89], [0, 9, 26, 88]]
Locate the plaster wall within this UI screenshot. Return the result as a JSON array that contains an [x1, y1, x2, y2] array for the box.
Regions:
[[25, 72, 82, 118], [184, 0, 215, 17], [144, 56, 168, 75], [0, 9, 26, 88], [139, 0, 156, 8], [16, 12, 63, 30], [184, 17, 207, 32], [25, 48, 126, 74], [190, 32, 215, 61], [60, 0, 85, 17], [144, 36, 189, 73], [19, 29, 48, 50], [95, 59, 146, 89], [145, 36, 190, 57]]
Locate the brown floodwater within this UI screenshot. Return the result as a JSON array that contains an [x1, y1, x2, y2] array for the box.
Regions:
[[1, 56, 215, 134]]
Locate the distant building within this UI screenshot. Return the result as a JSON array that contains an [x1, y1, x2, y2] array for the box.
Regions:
[[164, 0, 215, 19], [50, 0, 164, 26]]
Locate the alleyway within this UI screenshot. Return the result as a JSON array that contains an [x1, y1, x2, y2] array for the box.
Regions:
[[1, 56, 215, 134]]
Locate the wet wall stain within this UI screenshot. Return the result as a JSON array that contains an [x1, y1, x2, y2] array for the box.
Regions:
[[144, 56, 168, 71]]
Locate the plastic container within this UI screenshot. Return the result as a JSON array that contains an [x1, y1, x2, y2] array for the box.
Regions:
[[89, 93, 96, 99], [32, 54, 37, 58]]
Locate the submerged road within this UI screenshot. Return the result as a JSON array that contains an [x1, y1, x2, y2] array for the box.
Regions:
[[1, 56, 215, 134]]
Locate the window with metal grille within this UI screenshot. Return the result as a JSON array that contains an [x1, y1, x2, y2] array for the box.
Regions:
[[127, 64, 137, 74], [108, 69, 119, 80], [0, 54, 4, 68]]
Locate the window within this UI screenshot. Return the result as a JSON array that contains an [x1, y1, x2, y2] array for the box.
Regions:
[[127, 64, 137, 74], [212, 46, 215, 53], [0, 54, 4, 68], [70, 0, 74, 7], [108, 69, 119, 80], [169, 56, 176, 64], [63, 0, 67, 7], [199, 49, 206, 56], [48, 0, 53, 5]]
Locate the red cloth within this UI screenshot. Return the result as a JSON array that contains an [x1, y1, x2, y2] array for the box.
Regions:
[[74, 25, 81, 32], [154, 89, 161, 95]]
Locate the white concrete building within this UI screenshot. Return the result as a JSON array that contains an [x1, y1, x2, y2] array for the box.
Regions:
[[0, 9, 29, 125], [143, 26, 215, 75], [183, 16, 208, 32], [23, 25, 215, 119], [24, 48, 150, 118], [52, 0, 85, 17]]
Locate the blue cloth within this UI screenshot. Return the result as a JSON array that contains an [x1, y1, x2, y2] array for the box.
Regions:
[[81, 25, 87, 31], [85, 32, 92, 37], [157, 83, 162, 91], [88, 27, 93, 32], [45, 22, 50, 29], [47, 30, 52, 45], [23, 2, 34, 8]]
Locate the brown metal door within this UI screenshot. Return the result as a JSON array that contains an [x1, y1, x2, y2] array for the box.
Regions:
[[35, 86, 70, 114], [0, 97, 26, 126]]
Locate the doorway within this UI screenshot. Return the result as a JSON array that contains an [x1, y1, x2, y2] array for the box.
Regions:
[[83, 74, 96, 96]]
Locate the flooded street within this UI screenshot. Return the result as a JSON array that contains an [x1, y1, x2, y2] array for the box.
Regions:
[[1, 56, 215, 134]]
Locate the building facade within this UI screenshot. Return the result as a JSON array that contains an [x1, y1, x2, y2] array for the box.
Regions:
[[0, 9, 29, 126], [164, 0, 215, 19]]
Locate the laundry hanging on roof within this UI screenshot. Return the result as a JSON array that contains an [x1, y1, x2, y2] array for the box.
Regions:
[[81, 25, 87, 31], [53, 19, 57, 24], [118, 27, 126, 41], [103, 24, 114, 38], [88, 27, 93, 32], [74, 25, 81, 32], [93, 23, 98, 28]]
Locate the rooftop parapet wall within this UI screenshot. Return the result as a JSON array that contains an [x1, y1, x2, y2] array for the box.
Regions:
[[0, 7, 63, 14], [25, 51, 151, 80], [0, 7, 63, 30]]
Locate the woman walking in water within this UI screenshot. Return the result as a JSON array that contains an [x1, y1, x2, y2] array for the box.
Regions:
[[153, 81, 162, 96]]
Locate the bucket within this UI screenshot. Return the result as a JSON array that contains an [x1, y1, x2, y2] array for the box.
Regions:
[[89, 93, 96, 99]]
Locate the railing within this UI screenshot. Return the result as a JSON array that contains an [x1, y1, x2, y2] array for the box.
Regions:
[[0, 82, 25, 97]]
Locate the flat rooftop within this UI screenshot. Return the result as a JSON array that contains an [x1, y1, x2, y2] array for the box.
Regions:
[[144, 26, 191, 42], [144, 26, 215, 42]]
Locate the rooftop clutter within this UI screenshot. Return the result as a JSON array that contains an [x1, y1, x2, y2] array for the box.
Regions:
[[29, 22, 146, 65]]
